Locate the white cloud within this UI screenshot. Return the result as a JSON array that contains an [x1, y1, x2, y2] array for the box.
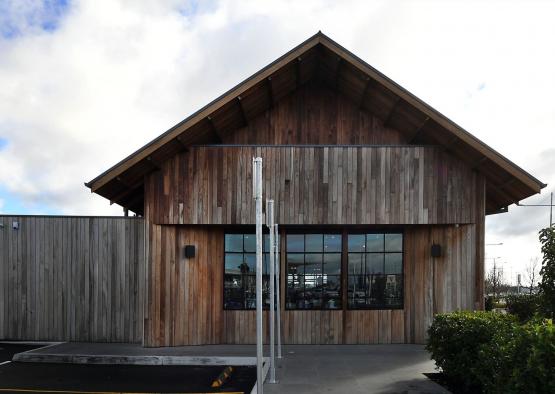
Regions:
[[0, 0, 554, 278]]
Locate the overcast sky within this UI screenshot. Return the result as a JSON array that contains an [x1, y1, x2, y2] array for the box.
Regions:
[[1, 0, 554, 284]]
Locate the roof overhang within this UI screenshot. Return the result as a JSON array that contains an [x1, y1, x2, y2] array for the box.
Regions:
[[86, 32, 546, 216]]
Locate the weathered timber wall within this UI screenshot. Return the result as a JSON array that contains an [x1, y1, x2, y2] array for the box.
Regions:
[[0, 216, 145, 343], [222, 83, 408, 145], [147, 146, 478, 226], [144, 223, 478, 346]]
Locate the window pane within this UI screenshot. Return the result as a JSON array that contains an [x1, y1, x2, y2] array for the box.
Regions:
[[385, 253, 402, 274], [348, 234, 365, 252], [385, 233, 403, 252], [305, 254, 322, 274], [225, 254, 244, 274], [225, 234, 243, 252], [323, 253, 341, 274], [324, 274, 341, 290], [304, 286, 322, 309], [368, 275, 387, 306], [287, 253, 304, 275], [305, 274, 323, 289], [323, 275, 341, 309], [348, 253, 365, 275], [244, 234, 256, 252], [243, 276, 257, 309], [264, 234, 270, 253], [263, 254, 269, 275], [286, 274, 304, 309], [287, 234, 304, 252], [384, 275, 403, 307], [347, 275, 368, 308], [324, 234, 342, 252], [224, 276, 245, 310], [366, 234, 384, 252], [366, 254, 384, 274], [305, 234, 323, 252], [244, 254, 256, 272]]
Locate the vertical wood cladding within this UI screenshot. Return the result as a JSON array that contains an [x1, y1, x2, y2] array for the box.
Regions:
[[146, 146, 478, 226], [221, 83, 408, 145], [0, 216, 145, 343], [144, 223, 479, 346]]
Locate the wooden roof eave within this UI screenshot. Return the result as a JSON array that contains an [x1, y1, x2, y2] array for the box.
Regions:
[[316, 37, 546, 195], [86, 32, 546, 208], [85, 32, 324, 193]]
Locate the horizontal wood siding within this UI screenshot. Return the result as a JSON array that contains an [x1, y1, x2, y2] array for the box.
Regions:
[[0, 216, 144, 343], [147, 146, 477, 226], [145, 223, 478, 346]]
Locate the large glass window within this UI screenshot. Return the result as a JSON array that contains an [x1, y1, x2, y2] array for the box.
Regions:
[[224, 233, 271, 310], [347, 233, 403, 309], [286, 234, 342, 310]]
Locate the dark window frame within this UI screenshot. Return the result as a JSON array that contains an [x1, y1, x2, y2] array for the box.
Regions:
[[223, 231, 273, 311], [223, 227, 405, 312], [346, 231, 404, 310], [285, 232, 343, 311]]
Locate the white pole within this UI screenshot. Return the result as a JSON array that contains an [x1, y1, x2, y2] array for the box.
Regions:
[[275, 223, 282, 359], [253, 157, 264, 394], [266, 200, 276, 383]]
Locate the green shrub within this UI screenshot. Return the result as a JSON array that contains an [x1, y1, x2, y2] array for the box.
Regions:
[[506, 293, 541, 322], [485, 296, 494, 311], [539, 227, 555, 317], [428, 311, 555, 393], [492, 300, 506, 309], [425, 311, 517, 387], [475, 319, 522, 393], [476, 318, 555, 394], [506, 319, 555, 393]]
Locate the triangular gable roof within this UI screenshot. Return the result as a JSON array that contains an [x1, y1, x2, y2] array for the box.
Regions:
[[86, 32, 546, 215]]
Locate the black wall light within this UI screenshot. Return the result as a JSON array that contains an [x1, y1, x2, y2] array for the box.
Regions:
[[184, 245, 196, 259], [431, 244, 442, 258]]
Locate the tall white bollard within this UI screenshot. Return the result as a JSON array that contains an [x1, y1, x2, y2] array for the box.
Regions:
[[266, 200, 276, 383], [275, 223, 282, 359], [253, 157, 263, 394]]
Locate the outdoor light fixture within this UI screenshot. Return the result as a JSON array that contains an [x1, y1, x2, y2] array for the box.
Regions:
[[12, 221, 19, 230], [184, 245, 195, 259], [431, 244, 442, 258]]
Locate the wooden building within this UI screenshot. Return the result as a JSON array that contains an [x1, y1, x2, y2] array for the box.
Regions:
[[85, 33, 545, 346]]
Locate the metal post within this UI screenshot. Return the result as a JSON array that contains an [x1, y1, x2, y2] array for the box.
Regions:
[[551, 192, 553, 227], [275, 223, 282, 359], [266, 200, 276, 383], [253, 157, 264, 394]]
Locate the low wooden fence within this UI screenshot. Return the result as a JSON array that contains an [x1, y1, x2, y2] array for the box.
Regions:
[[0, 216, 145, 343]]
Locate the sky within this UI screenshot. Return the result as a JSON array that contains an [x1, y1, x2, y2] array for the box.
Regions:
[[0, 0, 554, 284]]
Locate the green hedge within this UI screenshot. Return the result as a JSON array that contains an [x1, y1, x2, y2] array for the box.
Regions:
[[425, 311, 516, 388], [505, 293, 541, 322], [427, 311, 555, 393]]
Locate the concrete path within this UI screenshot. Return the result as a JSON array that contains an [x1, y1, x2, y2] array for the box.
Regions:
[[265, 345, 449, 394], [13, 342, 448, 393], [14, 342, 268, 367]]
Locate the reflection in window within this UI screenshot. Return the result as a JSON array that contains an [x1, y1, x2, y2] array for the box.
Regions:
[[224, 234, 271, 310], [286, 234, 342, 310], [347, 233, 403, 309]]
